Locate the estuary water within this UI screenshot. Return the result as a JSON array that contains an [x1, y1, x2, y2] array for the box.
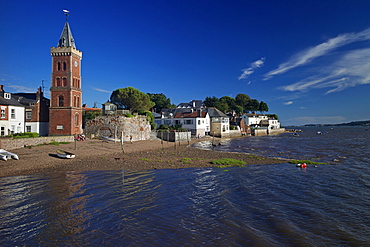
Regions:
[[1, 127, 370, 246]]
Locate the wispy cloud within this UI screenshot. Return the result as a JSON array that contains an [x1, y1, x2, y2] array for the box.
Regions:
[[287, 116, 346, 125], [92, 87, 111, 93], [280, 48, 370, 94], [239, 57, 265, 80], [264, 27, 370, 80], [6, 85, 36, 93], [284, 101, 293, 105]]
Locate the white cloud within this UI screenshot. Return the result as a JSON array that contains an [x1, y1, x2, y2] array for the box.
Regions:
[[6, 85, 36, 93], [280, 48, 370, 94], [239, 57, 265, 80], [92, 87, 111, 93], [284, 101, 293, 105], [264, 27, 370, 80]]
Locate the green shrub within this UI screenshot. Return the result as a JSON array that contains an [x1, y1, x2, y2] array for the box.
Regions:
[[13, 132, 39, 138]]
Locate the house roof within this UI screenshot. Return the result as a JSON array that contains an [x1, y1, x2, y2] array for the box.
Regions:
[[174, 111, 208, 118], [57, 21, 76, 48], [177, 100, 204, 108], [0, 96, 24, 107], [204, 107, 228, 117], [82, 107, 102, 112]]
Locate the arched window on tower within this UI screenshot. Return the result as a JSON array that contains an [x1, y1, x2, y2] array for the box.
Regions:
[[56, 77, 61, 87], [62, 77, 67, 87], [58, 95, 64, 107], [57, 62, 61, 71], [63, 62, 67, 71]]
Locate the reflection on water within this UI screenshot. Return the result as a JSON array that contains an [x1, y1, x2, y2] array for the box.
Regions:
[[1, 127, 370, 246]]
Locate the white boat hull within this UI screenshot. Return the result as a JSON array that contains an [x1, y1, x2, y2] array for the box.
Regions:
[[56, 150, 75, 159], [0, 149, 19, 161]]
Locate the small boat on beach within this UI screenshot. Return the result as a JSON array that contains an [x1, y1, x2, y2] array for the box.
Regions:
[[0, 149, 19, 161], [102, 136, 121, 142], [56, 150, 76, 159]]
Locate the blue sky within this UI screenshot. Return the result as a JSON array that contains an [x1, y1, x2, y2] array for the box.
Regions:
[[1, 0, 370, 126]]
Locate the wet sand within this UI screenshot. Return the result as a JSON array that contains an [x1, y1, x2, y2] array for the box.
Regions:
[[0, 138, 288, 178]]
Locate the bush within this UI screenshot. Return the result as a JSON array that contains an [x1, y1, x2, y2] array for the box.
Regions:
[[13, 132, 39, 138]]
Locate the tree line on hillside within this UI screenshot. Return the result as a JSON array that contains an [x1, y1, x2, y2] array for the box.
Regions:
[[109, 87, 269, 115]]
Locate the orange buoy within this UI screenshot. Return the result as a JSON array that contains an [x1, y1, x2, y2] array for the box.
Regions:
[[301, 163, 307, 168]]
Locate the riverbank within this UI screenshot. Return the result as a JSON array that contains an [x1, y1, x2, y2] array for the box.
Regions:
[[0, 138, 288, 178]]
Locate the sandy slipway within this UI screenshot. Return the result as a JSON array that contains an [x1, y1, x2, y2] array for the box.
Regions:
[[0, 139, 288, 178]]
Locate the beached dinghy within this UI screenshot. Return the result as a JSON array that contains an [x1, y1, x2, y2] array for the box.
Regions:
[[102, 136, 121, 142], [56, 150, 76, 159], [0, 149, 19, 161]]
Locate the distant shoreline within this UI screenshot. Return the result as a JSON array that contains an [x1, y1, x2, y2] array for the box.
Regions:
[[0, 138, 288, 178]]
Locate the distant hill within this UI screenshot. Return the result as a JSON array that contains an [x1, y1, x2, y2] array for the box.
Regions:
[[305, 120, 370, 127]]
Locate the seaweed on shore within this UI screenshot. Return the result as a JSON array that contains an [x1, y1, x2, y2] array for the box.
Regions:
[[288, 160, 328, 165]]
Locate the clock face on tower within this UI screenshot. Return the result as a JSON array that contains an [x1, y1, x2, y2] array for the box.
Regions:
[[74, 61, 78, 67]]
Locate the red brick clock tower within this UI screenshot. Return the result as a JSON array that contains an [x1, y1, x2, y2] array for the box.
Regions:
[[49, 14, 82, 135]]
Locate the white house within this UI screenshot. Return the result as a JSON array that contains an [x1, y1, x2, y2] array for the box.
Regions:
[[0, 90, 25, 136], [155, 110, 210, 137], [242, 113, 281, 130], [241, 113, 268, 127]]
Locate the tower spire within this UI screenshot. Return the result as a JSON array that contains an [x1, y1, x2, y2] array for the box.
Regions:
[[58, 10, 76, 48]]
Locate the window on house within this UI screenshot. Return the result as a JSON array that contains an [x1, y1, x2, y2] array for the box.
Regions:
[[26, 111, 32, 119], [4, 93, 11, 99], [1, 127, 4, 136], [185, 120, 192, 124], [26, 126, 31, 132], [1, 109, 5, 118], [11, 109, 15, 119]]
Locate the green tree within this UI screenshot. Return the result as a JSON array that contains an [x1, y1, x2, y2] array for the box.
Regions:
[[204, 96, 220, 108], [259, 101, 269, 113], [246, 99, 260, 112], [235, 93, 251, 111], [266, 114, 278, 120], [110, 87, 155, 112], [220, 96, 236, 113], [148, 93, 174, 113]]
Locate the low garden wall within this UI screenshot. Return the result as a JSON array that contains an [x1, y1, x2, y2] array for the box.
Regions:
[[0, 136, 75, 151]]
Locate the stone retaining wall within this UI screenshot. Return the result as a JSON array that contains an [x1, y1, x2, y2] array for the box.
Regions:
[[0, 136, 75, 151], [269, 128, 286, 135], [84, 115, 151, 142]]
